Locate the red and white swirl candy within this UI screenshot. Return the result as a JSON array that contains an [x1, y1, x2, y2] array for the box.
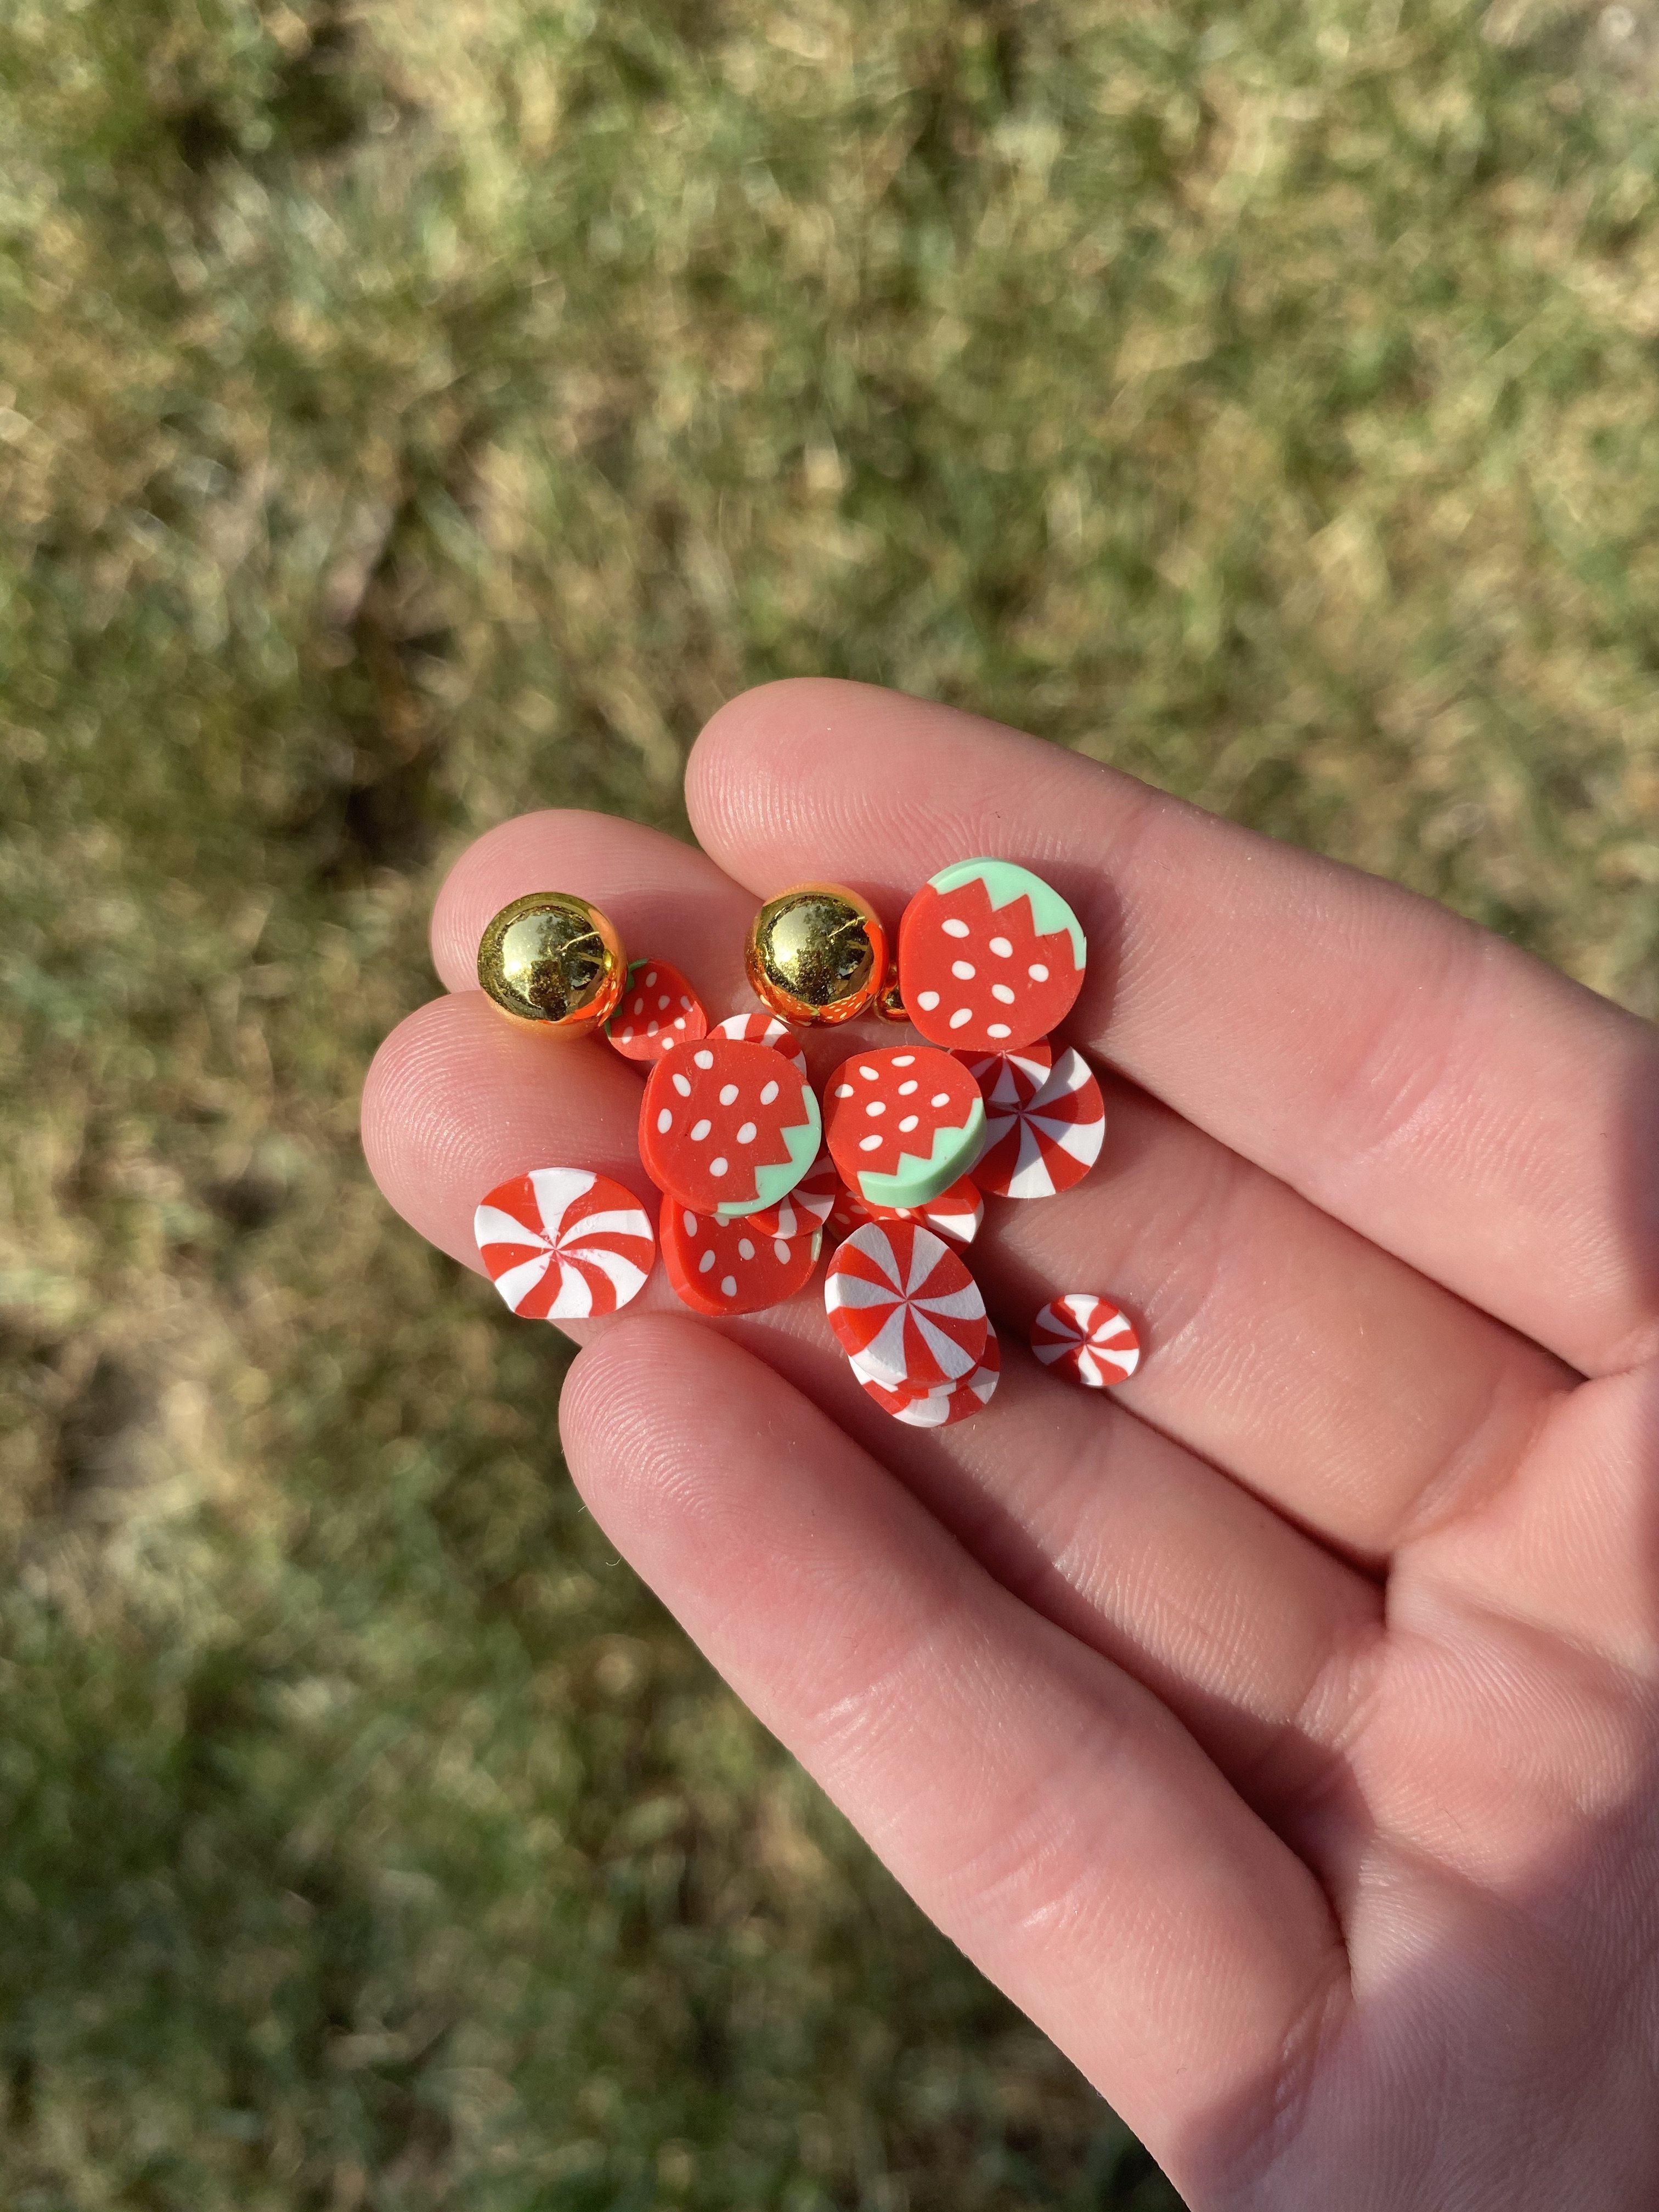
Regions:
[[823, 1220, 987, 1391], [853, 1326, 1001, 1426], [475, 1168, 655, 1319], [973, 1046, 1104, 1201], [1030, 1294, 1140, 1387]]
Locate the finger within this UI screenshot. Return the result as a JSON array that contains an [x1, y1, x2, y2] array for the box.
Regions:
[[687, 680, 1659, 1379], [412, 806, 1576, 1561], [560, 1318, 1349, 2187], [362, 981, 1385, 1853]]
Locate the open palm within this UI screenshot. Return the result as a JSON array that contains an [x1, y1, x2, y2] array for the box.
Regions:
[[364, 681, 1659, 2209]]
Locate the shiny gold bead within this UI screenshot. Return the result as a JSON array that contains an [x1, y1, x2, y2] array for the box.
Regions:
[[743, 883, 888, 1026], [476, 891, 626, 1038]]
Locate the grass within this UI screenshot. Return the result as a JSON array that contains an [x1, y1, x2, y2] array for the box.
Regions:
[[2, 0, 1658, 2202]]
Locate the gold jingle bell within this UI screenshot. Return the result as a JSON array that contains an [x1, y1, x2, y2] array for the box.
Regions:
[[744, 882, 888, 1026], [477, 891, 627, 1038]]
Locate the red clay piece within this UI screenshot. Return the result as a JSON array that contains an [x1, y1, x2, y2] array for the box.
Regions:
[[475, 1169, 655, 1321], [823, 1220, 988, 1391], [954, 1039, 1054, 1112], [660, 1197, 822, 1317], [640, 1037, 821, 1218], [606, 960, 708, 1063], [1030, 1295, 1141, 1387], [973, 1047, 1105, 1201], [854, 1327, 1001, 1426], [823, 1045, 985, 1208], [899, 859, 1085, 1053]]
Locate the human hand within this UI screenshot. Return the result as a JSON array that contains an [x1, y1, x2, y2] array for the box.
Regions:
[[363, 680, 1659, 2209]]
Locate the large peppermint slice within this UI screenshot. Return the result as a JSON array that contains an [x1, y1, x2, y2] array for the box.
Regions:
[[954, 1039, 1053, 1111], [661, 1197, 822, 1317], [712, 1012, 808, 1079], [640, 1037, 821, 1219], [973, 1046, 1105, 1200], [823, 1220, 987, 1391], [854, 1327, 1001, 1426], [606, 959, 708, 1064], [823, 1045, 985, 1208], [899, 859, 1085, 1053], [475, 1168, 654, 1320], [1030, 1294, 1140, 1387]]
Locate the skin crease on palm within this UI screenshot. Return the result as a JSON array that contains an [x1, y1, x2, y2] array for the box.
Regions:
[[362, 678, 1659, 2210]]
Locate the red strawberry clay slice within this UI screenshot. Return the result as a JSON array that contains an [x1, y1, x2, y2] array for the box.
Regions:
[[899, 859, 1086, 1053], [640, 1037, 820, 1218], [823, 1045, 985, 1208], [606, 960, 708, 1063], [823, 1220, 987, 1391], [974, 1046, 1104, 1200], [853, 1326, 1001, 1426], [660, 1196, 822, 1317], [954, 1039, 1053, 1111], [475, 1168, 655, 1320], [712, 1012, 808, 1079]]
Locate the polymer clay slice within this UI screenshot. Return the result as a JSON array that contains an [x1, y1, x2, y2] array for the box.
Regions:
[[712, 1012, 809, 1079], [864, 1172, 984, 1248], [823, 1045, 985, 1209], [899, 859, 1085, 1053], [640, 1037, 821, 1218], [475, 1168, 654, 1321], [973, 1046, 1104, 1201], [823, 1220, 987, 1391], [744, 1148, 839, 1240], [954, 1039, 1054, 1112], [1030, 1295, 1141, 1387], [606, 960, 708, 1063], [853, 1327, 1001, 1427], [660, 1197, 822, 1317]]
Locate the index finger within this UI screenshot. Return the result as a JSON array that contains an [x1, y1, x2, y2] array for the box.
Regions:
[[689, 679, 1659, 1378]]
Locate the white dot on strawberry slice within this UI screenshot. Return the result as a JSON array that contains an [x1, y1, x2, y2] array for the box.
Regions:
[[859, 1135, 882, 1152], [657, 1109, 673, 1133], [991, 984, 1015, 1003], [951, 960, 975, 979], [695, 1049, 714, 1068], [917, 993, 940, 1008], [673, 1073, 692, 1097], [1029, 963, 1049, 981], [949, 1008, 972, 1029], [760, 1081, 779, 1103], [699, 1250, 716, 1273], [719, 1083, 738, 1104], [721, 1274, 737, 1297], [737, 1120, 757, 1142], [710, 1156, 728, 1176], [990, 936, 1012, 957], [691, 1118, 712, 1141], [738, 1238, 755, 1260], [867, 1101, 885, 1117], [942, 918, 970, 937]]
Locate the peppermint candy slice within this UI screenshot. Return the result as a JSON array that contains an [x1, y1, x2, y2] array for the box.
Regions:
[[972, 1047, 1104, 1201], [823, 1220, 988, 1391], [606, 960, 708, 1063], [862, 1173, 984, 1247], [852, 1326, 1001, 1427], [712, 1012, 809, 1079], [744, 1148, 839, 1240], [661, 1198, 822, 1317], [475, 1168, 654, 1320], [954, 1039, 1053, 1111], [1030, 1295, 1141, 1387]]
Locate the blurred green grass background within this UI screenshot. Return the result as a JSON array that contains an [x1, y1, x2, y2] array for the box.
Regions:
[[3, 0, 1659, 2202]]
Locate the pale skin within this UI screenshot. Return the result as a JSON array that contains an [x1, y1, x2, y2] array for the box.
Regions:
[[362, 680, 1659, 2209]]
